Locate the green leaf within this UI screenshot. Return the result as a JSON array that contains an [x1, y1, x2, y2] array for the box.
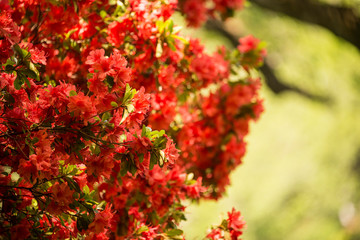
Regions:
[[141, 125, 147, 137], [91, 144, 101, 155], [69, 166, 79, 176], [65, 177, 81, 193], [149, 151, 158, 170], [69, 90, 77, 97], [13, 44, 30, 59], [83, 185, 90, 194], [136, 225, 149, 234], [220, 219, 229, 230], [156, 20, 165, 34], [59, 216, 66, 227], [99, 10, 107, 18], [107, 122, 115, 130], [14, 73, 25, 90], [165, 36, 176, 51], [32, 137, 39, 144], [5, 58, 16, 66], [102, 111, 111, 122], [149, 129, 165, 139], [2, 91, 15, 104], [72, 0, 79, 13], [28, 62, 40, 80], [129, 162, 137, 176], [71, 139, 86, 155], [111, 101, 118, 108], [120, 159, 128, 177], [166, 229, 183, 237], [66, 165, 75, 175], [122, 84, 136, 105], [120, 104, 134, 124], [76, 215, 91, 231], [165, 19, 174, 33], [49, 80, 57, 87], [113, 1, 126, 16], [105, 75, 115, 91], [24, 77, 31, 88], [154, 136, 168, 149], [5, 64, 15, 72], [18, 68, 39, 88], [171, 34, 188, 44]]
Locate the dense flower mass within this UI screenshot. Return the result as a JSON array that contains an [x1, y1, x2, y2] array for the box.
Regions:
[[0, 0, 265, 239]]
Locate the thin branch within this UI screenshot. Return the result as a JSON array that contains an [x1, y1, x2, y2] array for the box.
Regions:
[[0, 125, 130, 147], [248, 0, 360, 51]]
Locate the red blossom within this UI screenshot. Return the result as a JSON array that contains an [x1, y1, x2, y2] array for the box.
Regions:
[[227, 208, 246, 238], [88, 205, 114, 234], [213, 0, 244, 13], [207, 228, 223, 240], [238, 35, 260, 53], [68, 91, 96, 122], [183, 0, 207, 27], [30, 46, 47, 65], [0, 0, 264, 238], [164, 135, 179, 164], [0, 11, 20, 44], [186, 177, 207, 199]]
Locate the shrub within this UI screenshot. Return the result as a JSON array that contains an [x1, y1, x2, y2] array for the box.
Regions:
[[0, 0, 265, 239]]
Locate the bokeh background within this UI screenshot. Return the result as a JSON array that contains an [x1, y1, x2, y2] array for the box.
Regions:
[[175, 1, 360, 239]]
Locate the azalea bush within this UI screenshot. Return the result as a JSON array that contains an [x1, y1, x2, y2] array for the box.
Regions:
[[0, 0, 265, 239]]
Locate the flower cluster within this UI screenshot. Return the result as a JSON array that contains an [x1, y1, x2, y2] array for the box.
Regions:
[[180, 0, 245, 27], [0, 0, 265, 239], [178, 77, 263, 197], [207, 208, 246, 240]]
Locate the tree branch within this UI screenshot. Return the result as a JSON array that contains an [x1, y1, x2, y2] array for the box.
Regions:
[[205, 18, 329, 102], [248, 0, 360, 51]]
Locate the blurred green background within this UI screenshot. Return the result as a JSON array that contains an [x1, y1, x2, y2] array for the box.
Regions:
[[174, 1, 360, 239]]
